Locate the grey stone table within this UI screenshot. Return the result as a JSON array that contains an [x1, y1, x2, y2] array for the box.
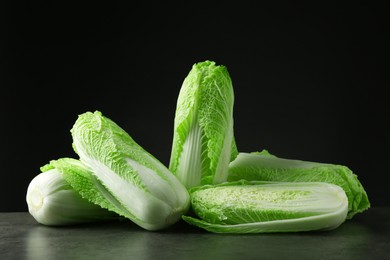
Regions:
[[1, 208, 389, 260]]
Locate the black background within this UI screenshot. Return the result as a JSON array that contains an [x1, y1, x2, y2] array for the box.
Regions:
[[1, 1, 389, 212]]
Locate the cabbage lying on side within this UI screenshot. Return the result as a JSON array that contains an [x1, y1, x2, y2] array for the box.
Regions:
[[182, 180, 348, 234], [68, 111, 190, 231], [227, 150, 370, 219], [26, 162, 118, 226], [169, 60, 237, 189]]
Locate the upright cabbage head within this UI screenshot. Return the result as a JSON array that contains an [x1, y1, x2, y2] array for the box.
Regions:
[[169, 60, 237, 189], [70, 111, 190, 231]]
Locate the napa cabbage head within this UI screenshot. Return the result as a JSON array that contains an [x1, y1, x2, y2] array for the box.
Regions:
[[26, 161, 118, 226], [70, 111, 190, 231], [228, 150, 370, 219], [169, 60, 237, 189], [182, 180, 348, 233]]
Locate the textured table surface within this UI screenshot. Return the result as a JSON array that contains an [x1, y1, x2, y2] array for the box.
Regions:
[[1, 208, 389, 260]]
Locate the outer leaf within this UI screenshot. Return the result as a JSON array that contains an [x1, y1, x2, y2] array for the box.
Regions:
[[228, 150, 370, 219], [183, 180, 348, 234], [50, 158, 132, 220], [169, 60, 237, 188]]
